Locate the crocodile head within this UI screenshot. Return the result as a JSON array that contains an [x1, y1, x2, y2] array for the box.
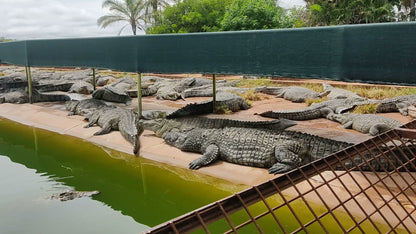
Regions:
[[66, 100, 80, 112], [163, 129, 205, 152]]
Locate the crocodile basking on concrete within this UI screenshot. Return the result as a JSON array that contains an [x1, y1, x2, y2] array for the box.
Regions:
[[66, 98, 108, 116], [323, 83, 364, 100], [163, 127, 352, 174], [0, 88, 70, 104], [180, 80, 240, 99], [92, 86, 132, 105], [328, 113, 403, 135], [142, 117, 297, 137], [376, 95, 416, 116], [256, 86, 328, 103], [84, 106, 144, 154], [167, 91, 250, 118], [155, 78, 196, 100], [259, 97, 370, 120]]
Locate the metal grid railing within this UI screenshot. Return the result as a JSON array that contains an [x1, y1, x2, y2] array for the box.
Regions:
[[145, 120, 416, 233]]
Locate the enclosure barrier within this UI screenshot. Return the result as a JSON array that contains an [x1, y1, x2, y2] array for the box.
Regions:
[[145, 120, 416, 233], [0, 22, 416, 85]]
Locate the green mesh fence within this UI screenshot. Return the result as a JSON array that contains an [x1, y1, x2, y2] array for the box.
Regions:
[[0, 22, 415, 85]]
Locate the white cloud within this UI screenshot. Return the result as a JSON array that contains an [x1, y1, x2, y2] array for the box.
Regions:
[[0, 0, 305, 40]]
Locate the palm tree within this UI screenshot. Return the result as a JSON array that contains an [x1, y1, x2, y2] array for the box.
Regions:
[[97, 0, 145, 35], [143, 0, 169, 26]]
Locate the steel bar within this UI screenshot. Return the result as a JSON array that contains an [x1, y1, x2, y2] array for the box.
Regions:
[[137, 73, 142, 118], [25, 66, 33, 103], [92, 68, 96, 90], [212, 74, 216, 113]]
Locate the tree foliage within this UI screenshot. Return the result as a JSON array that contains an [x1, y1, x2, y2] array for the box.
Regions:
[[220, 0, 295, 31], [305, 0, 397, 26], [147, 0, 232, 34]]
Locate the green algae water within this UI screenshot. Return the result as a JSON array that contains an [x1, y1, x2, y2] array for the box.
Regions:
[[0, 117, 247, 233]]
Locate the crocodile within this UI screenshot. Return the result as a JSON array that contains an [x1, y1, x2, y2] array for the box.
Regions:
[[92, 86, 132, 105], [163, 127, 352, 174], [259, 97, 370, 120], [155, 77, 196, 100], [256, 86, 328, 103], [167, 91, 250, 119], [68, 81, 94, 94], [376, 95, 416, 116], [142, 117, 297, 137], [0, 88, 70, 104], [48, 190, 100, 202], [328, 113, 403, 135], [180, 80, 238, 99], [66, 98, 108, 116], [84, 106, 144, 154], [323, 83, 364, 100]]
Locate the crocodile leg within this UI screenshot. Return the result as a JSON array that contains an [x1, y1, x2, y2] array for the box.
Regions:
[[189, 145, 219, 170], [369, 123, 390, 136], [268, 141, 309, 174], [342, 121, 353, 129], [84, 115, 99, 128], [93, 122, 113, 135]]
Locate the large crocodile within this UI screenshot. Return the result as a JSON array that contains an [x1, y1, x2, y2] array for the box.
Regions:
[[163, 127, 352, 174], [376, 95, 416, 116], [142, 117, 297, 137], [323, 83, 364, 100], [66, 98, 108, 116], [92, 86, 132, 105], [259, 97, 370, 120], [328, 113, 403, 135], [0, 88, 70, 104], [180, 80, 239, 99], [84, 106, 144, 154], [155, 78, 196, 100], [256, 86, 328, 103], [167, 91, 250, 118]]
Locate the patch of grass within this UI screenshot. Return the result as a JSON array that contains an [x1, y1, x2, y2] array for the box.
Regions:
[[332, 84, 416, 99], [238, 90, 262, 101], [0, 72, 7, 77], [214, 105, 232, 114], [305, 97, 328, 106], [235, 78, 273, 88], [98, 71, 131, 79], [352, 103, 380, 114]]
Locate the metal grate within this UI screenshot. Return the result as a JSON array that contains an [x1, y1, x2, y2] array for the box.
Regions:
[[145, 120, 416, 233]]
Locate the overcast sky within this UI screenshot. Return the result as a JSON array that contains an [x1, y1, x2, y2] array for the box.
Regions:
[[0, 0, 306, 40]]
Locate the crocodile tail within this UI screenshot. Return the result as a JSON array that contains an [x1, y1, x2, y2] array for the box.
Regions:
[[259, 108, 323, 120], [167, 102, 213, 119], [33, 90, 71, 102], [302, 133, 353, 161]]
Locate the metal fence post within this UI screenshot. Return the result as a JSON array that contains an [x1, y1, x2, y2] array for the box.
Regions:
[[137, 73, 142, 118], [25, 66, 33, 103], [212, 74, 216, 113], [92, 68, 96, 90]]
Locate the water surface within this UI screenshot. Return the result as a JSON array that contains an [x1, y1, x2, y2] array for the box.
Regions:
[[0, 118, 247, 233]]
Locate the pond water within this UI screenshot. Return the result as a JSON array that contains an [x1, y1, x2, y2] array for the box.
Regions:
[[0, 118, 247, 233]]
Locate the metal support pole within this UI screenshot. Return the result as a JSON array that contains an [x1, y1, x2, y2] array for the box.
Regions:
[[25, 66, 33, 103], [137, 73, 142, 118], [212, 74, 216, 113], [92, 68, 96, 90]]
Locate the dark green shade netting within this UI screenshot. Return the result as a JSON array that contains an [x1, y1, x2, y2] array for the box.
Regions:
[[0, 22, 415, 85]]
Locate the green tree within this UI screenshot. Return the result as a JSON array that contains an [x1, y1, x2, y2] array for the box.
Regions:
[[305, 0, 396, 26], [97, 0, 145, 35], [220, 0, 295, 31], [147, 0, 232, 34]]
